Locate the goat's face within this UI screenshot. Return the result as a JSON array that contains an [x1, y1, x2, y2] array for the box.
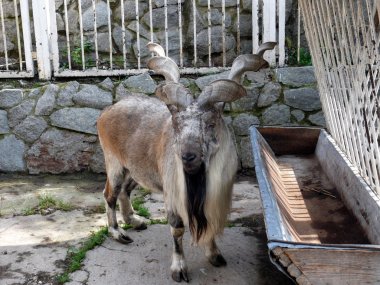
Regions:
[[171, 104, 221, 174]]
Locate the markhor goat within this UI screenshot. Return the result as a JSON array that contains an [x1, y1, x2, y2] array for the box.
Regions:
[[97, 42, 276, 282]]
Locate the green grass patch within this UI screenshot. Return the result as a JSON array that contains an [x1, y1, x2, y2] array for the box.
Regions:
[[21, 194, 74, 216], [150, 218, 168, 225], [56, 227, 109, 284], [132, 196, 150, 219]]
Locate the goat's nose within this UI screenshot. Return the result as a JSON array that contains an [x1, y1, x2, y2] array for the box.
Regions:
[[182, 152, 196, 163]]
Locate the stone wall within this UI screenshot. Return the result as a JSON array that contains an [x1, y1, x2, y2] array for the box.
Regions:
[[0, 66, 324, 174]]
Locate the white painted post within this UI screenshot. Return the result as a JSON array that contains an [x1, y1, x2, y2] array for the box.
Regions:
[[48, 0, 59, 74], [32, 0, 52, 79], [20, 0, 33, 74], [263, 0, 276, 65], [278, 0, 285, 66], [251, 0, 259, 53]]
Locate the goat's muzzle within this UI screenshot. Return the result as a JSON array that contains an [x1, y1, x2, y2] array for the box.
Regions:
[[182, 152, 202, 174]]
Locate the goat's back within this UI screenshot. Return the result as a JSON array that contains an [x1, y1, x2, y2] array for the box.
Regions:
[[97, 95, 172, 192]]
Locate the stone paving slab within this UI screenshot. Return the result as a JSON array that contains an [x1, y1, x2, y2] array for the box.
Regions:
[[0, 173, 292, 285]]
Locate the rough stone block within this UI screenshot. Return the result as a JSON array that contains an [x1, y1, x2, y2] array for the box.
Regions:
[[231, 87, 259, 111], [8, 99, 35, 128], [14, 116, 48, 144], [73, 85, 113, 109], [35, 85, 59, 116], [232, 114, 260, 136], [0, 110, 9, 134], [257, 82, 281, 107], [262, 104, 290, 125], [50, 107, 102, 135], [276, 67, 316, 87], [82, 1, 110, 31], [57, 81, 80, 107], [0, 89, 23, 108], [240, 136, 254, 168], [291, 109, 305, 122], [194, 71, 230, 90], [123, 73, 157, 94], [0, 135, 26, 172], [26, 128, 97, 174], [308, 111, 326, 127], [284, 88, 321, 111]]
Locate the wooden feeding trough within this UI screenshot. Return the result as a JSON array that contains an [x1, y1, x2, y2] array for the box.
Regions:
[[250, 126, 380, 285]]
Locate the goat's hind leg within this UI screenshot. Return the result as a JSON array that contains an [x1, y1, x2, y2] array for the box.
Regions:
[[205, 239, 227, 267], [168, 212, 189, 282], [118, 173, 147, 230], [104, 168, 133, 244]]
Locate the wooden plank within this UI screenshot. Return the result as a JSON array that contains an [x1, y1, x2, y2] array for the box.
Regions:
[[278, 0, 285, 66], [284, 247, 380, 285], [251, 0, 259, 53], [48, 0, 59, 74]]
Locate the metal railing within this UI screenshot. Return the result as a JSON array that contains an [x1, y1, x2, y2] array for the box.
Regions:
[[0, 0, 33, 78], [0, 0, 288, 79]]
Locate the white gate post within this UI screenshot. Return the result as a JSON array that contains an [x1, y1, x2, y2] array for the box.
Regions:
[[32, 0, 51, 80]]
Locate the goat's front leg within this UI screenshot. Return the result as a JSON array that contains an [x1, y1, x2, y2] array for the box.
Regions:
[[168, 212, 189, 282], [104, 179, 133, 244], [205, 239, 227, 267]]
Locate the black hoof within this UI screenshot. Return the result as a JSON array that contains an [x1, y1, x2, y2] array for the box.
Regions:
[[209, 254, 227, 267], [119, 234, 133, 244], [134, 223, 147, 231], [171, 270, 189, 283]]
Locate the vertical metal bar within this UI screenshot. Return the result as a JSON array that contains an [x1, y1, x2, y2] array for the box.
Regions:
[[222, 0, 226, 67], [297, 1, 301, 63], [0, 0, 9, 70], [78, 0, 85, 70], [207, 0, 211, 66], [48, 0, 59, 74], [13, 0, 23, 70], [121, 0, 126, 69], [149, 0, 153, 42], [236, 0, 240, 55], [92, 0, 99, 69], [107, 0, 112, 69], [135, 0, 140, 69], [20, 0, 33, 74], [164, 0, 168, 56], [251, 0, 259, 53], [178, 0, 183, 67], [63, 0, 71, 69], [192, 0, 197, 66], [278, 0, 285, 66]]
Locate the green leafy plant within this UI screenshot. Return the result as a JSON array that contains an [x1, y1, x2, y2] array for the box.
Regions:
[[21, 194, 73, 216], [132, 196, 150, 218]]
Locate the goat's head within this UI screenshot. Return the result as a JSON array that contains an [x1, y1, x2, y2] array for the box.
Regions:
[[147, 42, 276, 175]]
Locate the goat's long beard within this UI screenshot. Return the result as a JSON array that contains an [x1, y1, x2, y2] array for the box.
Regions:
[[185, 163, 207, 242]]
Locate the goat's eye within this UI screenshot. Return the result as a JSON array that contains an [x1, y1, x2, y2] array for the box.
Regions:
[[207, 124, 215, 129]]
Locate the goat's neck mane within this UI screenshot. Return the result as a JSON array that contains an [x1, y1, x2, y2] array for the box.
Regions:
[[184, 163, 207, 242]]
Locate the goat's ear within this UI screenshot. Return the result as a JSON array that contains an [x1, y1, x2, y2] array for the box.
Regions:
[[155, 83, 194, 109], [197, 79, 246, 108]]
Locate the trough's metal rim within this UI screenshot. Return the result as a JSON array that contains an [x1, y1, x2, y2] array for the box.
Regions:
[[249, 125, 380, 252]]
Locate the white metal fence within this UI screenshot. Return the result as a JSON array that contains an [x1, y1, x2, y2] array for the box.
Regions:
[[0, 0, 33, 78], [300, 0, 380, 195], [0, 0, 288, 79]]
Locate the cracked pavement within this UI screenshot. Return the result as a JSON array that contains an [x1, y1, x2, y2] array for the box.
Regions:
[[0, 173, 292, 285]]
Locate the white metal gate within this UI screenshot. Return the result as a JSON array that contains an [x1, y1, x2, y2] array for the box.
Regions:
[[300, 0, 380, 195], [0, 0, 33, 78], [0, 0, 288, 79]]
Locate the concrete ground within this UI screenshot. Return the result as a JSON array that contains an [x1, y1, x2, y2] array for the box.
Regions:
[[0, 173, 292, 285]]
